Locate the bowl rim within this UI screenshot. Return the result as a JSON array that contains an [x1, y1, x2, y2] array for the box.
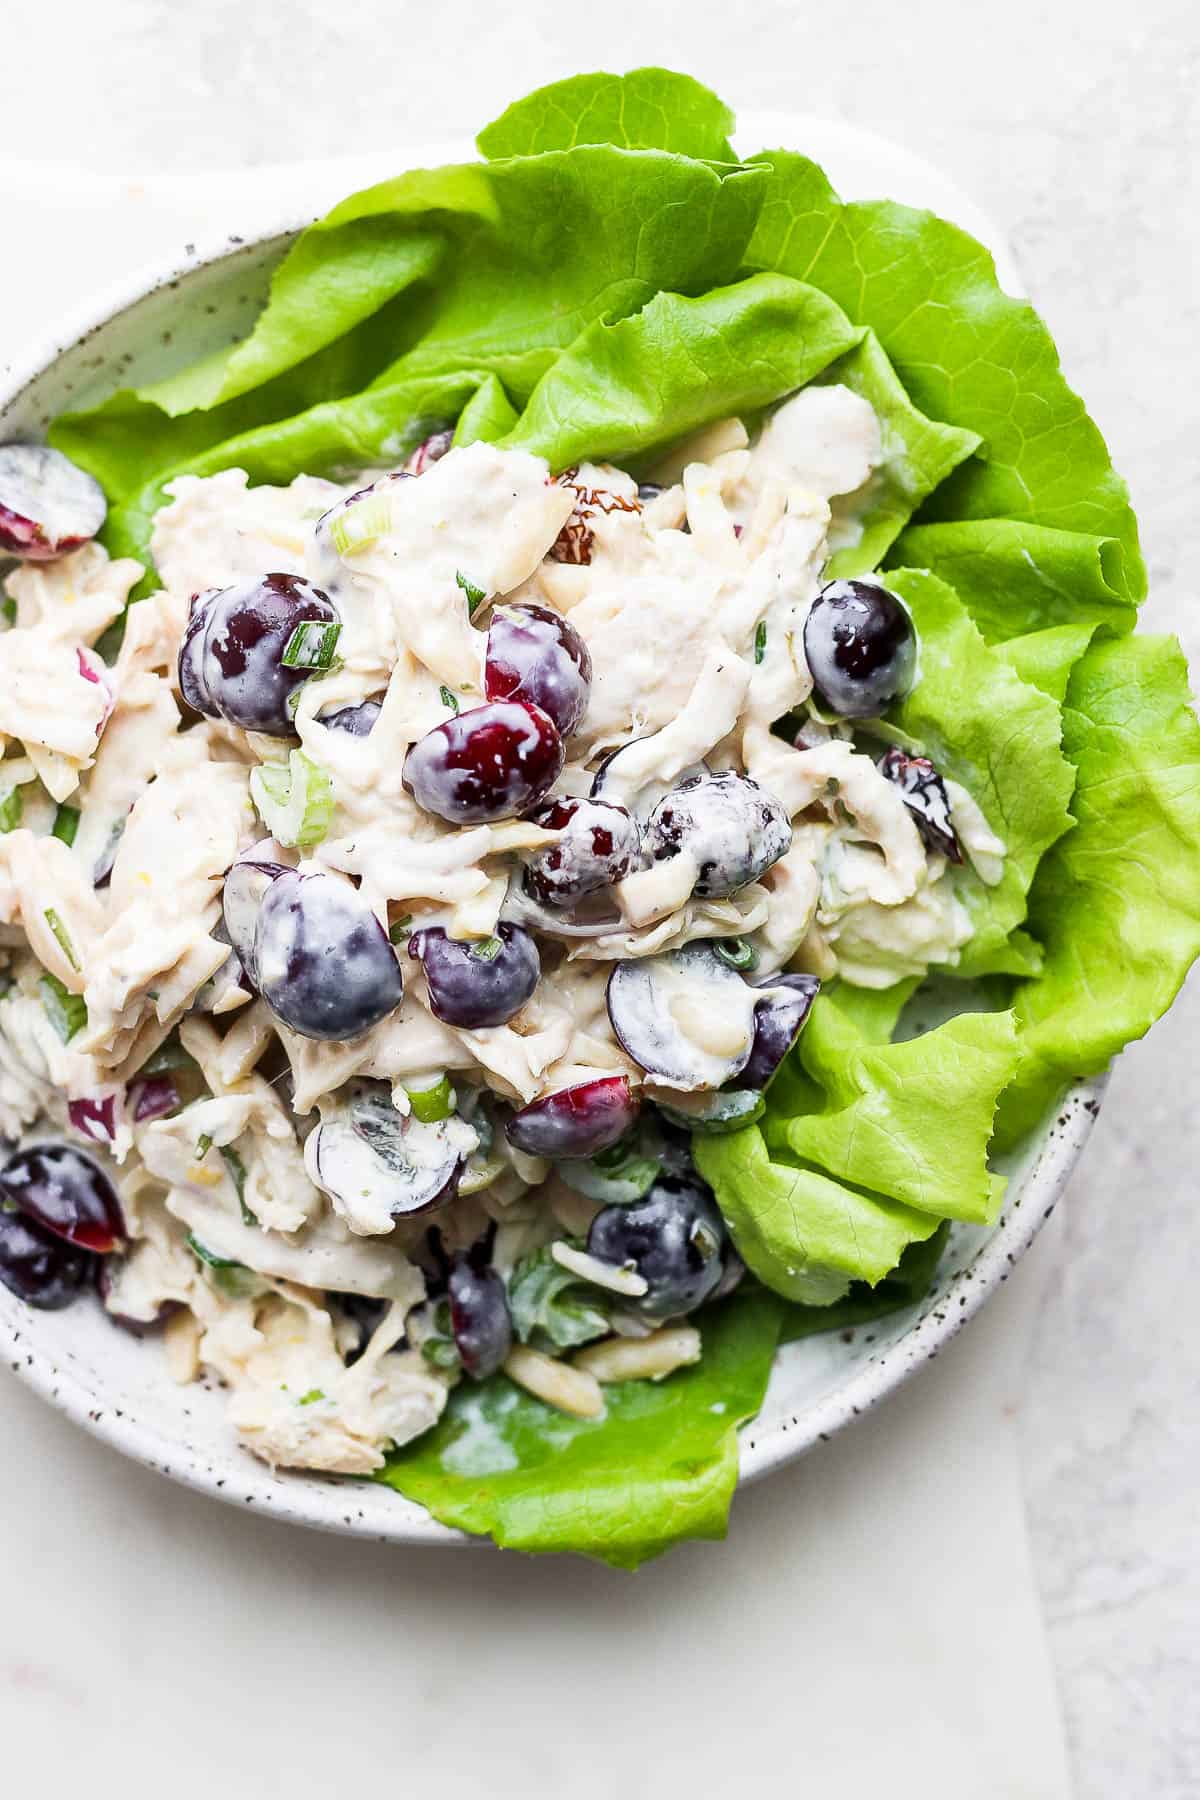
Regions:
[[0, 125, 1098, 1547]]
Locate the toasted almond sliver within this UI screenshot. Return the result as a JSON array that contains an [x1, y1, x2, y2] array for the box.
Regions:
[[574, 1328, 702, 1385], [503, 1346, 604, 1419]]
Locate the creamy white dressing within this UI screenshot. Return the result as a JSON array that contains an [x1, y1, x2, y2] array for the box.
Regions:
[[0, 381, 1007, 1470]]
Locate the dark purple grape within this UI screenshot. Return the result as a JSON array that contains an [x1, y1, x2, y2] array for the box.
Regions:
[[0, 444, 106, 561], [403, 701, 564, 824], [878, 746, 962, 862], [305, 1088, 464, 1220], [730, 973, 820, 1091], [177, 573, 339, 737], [506, 1076, 640, 1160], [636, 483, 663, 503], [256, 871, 404, 1040], [408, 923, 538, 1029], [644, 770, 792, 898], [447, 1257, 512, 1380], [0, 1143, 124, 1254], [484, 604, 592, 737], [320, 698, 383, 737], [803, 578, 916, 718], [0, 1208, 95, 1309], [606, 944, 757, 1090], [523, 796, 641, 907], [221, 854, 292, 988], [587, 1173, 727, 1319]]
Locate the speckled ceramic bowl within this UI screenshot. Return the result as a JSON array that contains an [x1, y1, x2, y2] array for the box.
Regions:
[[0, 117, 1105, 1543]]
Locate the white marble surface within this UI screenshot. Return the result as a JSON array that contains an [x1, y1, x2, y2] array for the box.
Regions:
[[1, 5, 1197, 1794]]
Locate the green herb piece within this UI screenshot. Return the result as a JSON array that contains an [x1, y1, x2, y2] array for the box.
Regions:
[[281, 619, 343, 670], [388, 914, 413, 944], [43, 908, 79, 971], [138, 1030, 200, 1077], [219, 1143, 256, 1226], [51, 804, 80, 847], [250, 750, 335, 848], [439, 685, 460, 714], [298, 1388, 325, 1406], [185, 1233, 267, 1300], [194, 1133, 213, 1159], [1, 596, 16, 626], [754, 621, 767, 664], [0, 785, 23, 834], [715, 936, 757, 971], [470, 936, 502, 962], [455, 570, 486, 612], [507, 1242, 612, 1352], [40, 972, 86, 1042], [406, 1074, 455, 1123]]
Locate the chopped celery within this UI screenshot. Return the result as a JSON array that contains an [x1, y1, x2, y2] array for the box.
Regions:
[[406, 1074, 455, 1123], [250, 750, 335, 848]]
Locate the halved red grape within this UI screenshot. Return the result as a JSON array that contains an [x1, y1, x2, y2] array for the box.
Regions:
[[408, 923, 539, 1029], [403, 701, 563, 824], [804, 579, 916, 718], [484, 603, 592, 737], [0, 444, 106, 561], [320, 698, 383, 737], [405, 430, 454, 476], [256, 871, 404, 1041], [67, 1095, 119, 1146], [506, 1076, 640, 1160], [730, 973, 821, 1091], [644, 770, 792, 898], [0, 1208, 95, 1309], [878, 746, 962, 862], [0, 1142, 125, 1254], [586, 1173, 727, 1318], [178, 573, 340, 737], [523, 796, 641, 907], [447, 1256, 512, 1380]]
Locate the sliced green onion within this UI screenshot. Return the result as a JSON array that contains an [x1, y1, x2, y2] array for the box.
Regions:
[[470, 936, 503, 962], [715, 936, 758, 972], [219, 1143, 256, 1226], [51, 804, 80, 846], [406, 1074, 455, 1124], [250, 750, 335, 848], [389, 914, 413, 944], [138, 1030, 200, 1077], [1, 596, 16, 626], [297, 1388, 325, 1406], [754, 621, 768, 665], [455, 569, 486, 613], [0, 786, 23, 834], [43, 908, 79, 971], [185, 1234, 265, 1299], [281, 619, 343, 670], [40, 972, 87, 1042], [186, 1231, 235, 1268], [439, 685, 460, 715], [195, 1133, 213, 1159], [329, 492, 393, 558]]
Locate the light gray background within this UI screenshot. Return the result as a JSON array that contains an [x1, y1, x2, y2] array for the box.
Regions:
[[2, 3, 1197, 1794]]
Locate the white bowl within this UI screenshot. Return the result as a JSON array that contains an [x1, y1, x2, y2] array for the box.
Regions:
[[0, 118, 1103, 1545]]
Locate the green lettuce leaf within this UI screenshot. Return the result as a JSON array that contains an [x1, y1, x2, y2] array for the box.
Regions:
[[778, 1224, 951, 1344], [376, 1289, 785, 1567], [995, 635, 1200, 1145], [744, 150, 1146, 601], [477, 67, 736, 162], [501, 273, 859, 469], [816, 331, 980, 578], [889, 519, 1137, 642], [883, 569, 1078, 978]]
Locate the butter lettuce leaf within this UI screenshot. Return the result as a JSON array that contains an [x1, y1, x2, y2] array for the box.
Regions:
[[501, 273, 859, 469], [996, 635, 1200, 1144], [890, 519, 1137, 642], [745, 150, 1146, 601], [477, 67, 736, 162], [884, 569, 1078, 978], [817, 331, 980, 578], [376, 1289, 785, 1567]]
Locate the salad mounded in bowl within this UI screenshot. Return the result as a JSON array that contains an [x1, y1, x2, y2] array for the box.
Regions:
[[1, 69, 1198, 1567]]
